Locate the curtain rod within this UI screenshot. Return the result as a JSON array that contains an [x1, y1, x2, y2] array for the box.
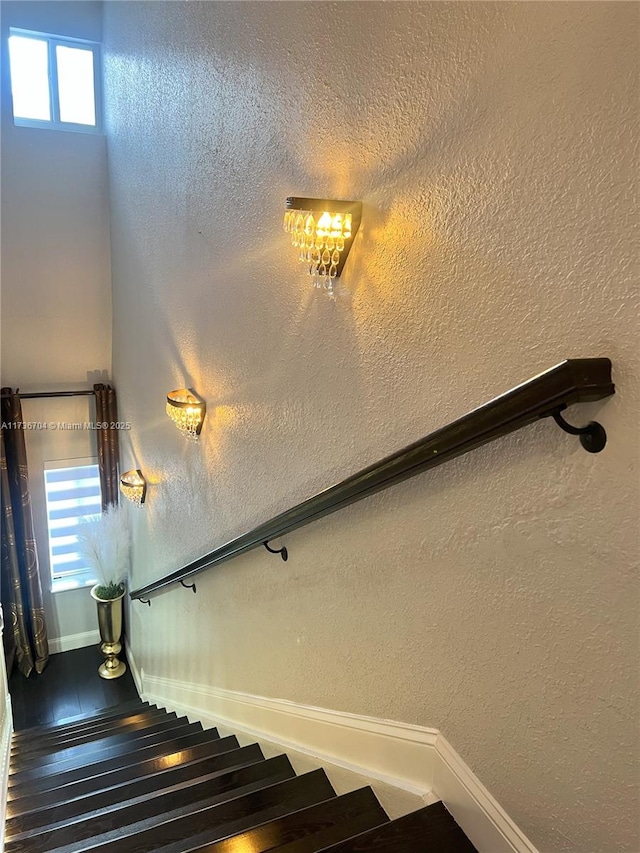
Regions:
[[0, 390, 96, 399]]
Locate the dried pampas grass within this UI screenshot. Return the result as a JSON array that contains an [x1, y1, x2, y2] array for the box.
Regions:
[[77, 503, 130, 598]]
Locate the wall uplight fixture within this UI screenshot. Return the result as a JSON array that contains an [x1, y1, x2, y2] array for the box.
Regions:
[[283, 197, 362, 295], [120, 469, 147, 506], [166, 388, 206, 440]]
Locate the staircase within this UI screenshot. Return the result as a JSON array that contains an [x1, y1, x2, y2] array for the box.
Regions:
[[5, 699, 477, 852]]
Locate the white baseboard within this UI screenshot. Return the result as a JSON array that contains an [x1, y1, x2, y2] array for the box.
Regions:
[[124, 640, 143, 698], [140, 672, 538, 853], [433, 734, 539, 853], [143, 674, 439, 793], [49, 630, 100, 654]]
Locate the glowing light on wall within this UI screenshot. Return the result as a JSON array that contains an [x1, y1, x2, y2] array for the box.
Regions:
[[283, 197, 362, 296], [119, 469, 147, 506], [166, 388, 206, 440]]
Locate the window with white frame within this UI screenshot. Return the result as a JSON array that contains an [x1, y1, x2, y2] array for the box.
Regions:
[[8, 28, 101, 132], [44, 459, 102, 592]]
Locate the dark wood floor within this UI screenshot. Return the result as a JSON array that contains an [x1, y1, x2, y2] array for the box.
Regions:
[[9, 645, 140, 731]]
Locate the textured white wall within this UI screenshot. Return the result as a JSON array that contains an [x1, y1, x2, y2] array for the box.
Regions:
[[0, 1, 111, 642], [103, 3, 639, 851]]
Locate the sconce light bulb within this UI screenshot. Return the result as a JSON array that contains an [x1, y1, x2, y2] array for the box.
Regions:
[[284, 197, 362, 296], [120, 469, 147, 506], [166, 389, 206, 440]]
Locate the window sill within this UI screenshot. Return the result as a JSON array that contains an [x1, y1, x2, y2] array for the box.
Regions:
[[51, 577, 97, 594], [13, 117, 103, 135]]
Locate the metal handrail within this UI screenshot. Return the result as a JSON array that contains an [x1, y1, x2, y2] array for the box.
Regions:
[[130, 358, 614, 602]]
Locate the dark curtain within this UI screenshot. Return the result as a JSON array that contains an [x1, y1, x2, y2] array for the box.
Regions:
[[94, 384, 120, 509], [0, 390, 49, 677]]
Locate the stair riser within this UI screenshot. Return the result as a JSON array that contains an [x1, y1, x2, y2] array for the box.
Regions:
[[10, 717, 199, 774], [6, 735, 242, 816], [9, 721, 202, 782], [11, 713, 184, 761], [10, 701, 148, 741], [6, 747, 275, 838], [8, 729, 226, 797], [317, 802, 478, 853], [182, 787, 388, 853], [7, 757, 297, 850], [59, 770, 336, 853], [10, 708, 170, 756], [7, 710, 476, 853]]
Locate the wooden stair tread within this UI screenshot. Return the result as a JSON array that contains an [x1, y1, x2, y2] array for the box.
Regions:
[[10, 707, 172, 756], [11, 703, 158, 742], [9, 718, 201, 778], [8, 729, 228, 798], [11, 714, 189, 766], [6, 755, 298, 851], [5, 752, 288, 841], [49, 770, 336, 853], [317, 802, 478, 852], [7, 740, 258, 818], [10, 700, 148, 739], [5, 701, 478, 853], [182, 787, 389, 853]]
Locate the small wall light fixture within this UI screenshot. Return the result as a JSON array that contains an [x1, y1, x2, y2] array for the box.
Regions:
[[120, 469, 147, 506], [166, 388, 206, 440], [283, 197, 362, 295]]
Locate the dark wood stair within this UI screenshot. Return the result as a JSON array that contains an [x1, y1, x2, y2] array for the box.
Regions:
[[10, 705, 171, 756], [5, 704, 477, 853], [7, 737, 253, 816], [10, 715, 198, 773], [10, 700, 147, 741]]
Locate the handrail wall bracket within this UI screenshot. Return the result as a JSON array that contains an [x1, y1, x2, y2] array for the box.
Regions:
[[550, 407, 608, 453], [130, 358, 614, 603], [264, 541, 288, 561]]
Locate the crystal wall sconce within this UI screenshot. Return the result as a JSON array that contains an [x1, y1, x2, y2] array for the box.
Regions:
[[120, 469, 147, 506], [283, 197, 362, 295], [166, 388, 206, 440]]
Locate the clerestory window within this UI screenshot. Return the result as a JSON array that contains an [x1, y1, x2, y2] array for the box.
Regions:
[[8, 28, 102, 132]]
